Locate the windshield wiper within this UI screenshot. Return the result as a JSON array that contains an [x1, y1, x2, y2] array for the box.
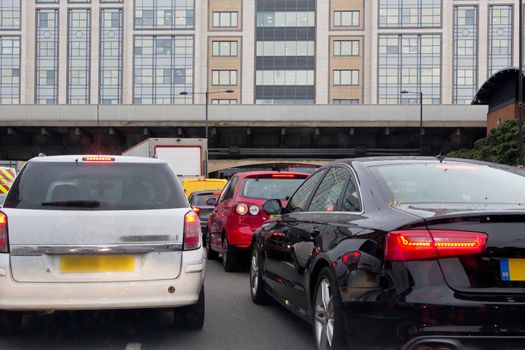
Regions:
[[41, 200, 101, 208]]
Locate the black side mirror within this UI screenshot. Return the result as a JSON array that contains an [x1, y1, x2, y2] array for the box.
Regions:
[[262, 199, 283, 216], [206, 198, 218, 206]]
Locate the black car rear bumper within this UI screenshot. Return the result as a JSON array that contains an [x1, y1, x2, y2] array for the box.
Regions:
[[344, 301, 525, 349]]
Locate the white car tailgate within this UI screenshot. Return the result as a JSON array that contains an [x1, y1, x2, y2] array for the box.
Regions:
[[4, 208, 189, 283]]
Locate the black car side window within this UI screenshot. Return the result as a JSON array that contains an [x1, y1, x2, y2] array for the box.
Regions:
[[308, 167, 350, 212], [287, 169, 327, 213], [219, 177, 238, 203], [341, 176, 362, 212]]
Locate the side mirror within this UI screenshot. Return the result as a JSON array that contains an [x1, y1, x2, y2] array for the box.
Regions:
[[262, 199, 283, 216], [206, 197, 218, 206]]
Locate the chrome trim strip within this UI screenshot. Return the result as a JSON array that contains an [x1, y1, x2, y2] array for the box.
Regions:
[[10, 243, 183, 256]]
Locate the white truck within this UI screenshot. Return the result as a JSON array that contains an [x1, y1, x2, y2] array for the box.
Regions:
[[123, 138, 208, 178]]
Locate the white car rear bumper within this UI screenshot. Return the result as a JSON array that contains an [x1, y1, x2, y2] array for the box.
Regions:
[[0, 249, 206, 311]]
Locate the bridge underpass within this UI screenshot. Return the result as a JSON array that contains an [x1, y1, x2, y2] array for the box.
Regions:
[[0, 104, 488, 164]]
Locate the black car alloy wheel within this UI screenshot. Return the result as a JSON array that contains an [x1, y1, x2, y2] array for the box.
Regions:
[[222, 237, 236, 272], [250, 247, 268, 304], [313, 268, 346, 350]]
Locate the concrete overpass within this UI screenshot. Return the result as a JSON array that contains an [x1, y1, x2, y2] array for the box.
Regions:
[[0, 104, 488, 162]]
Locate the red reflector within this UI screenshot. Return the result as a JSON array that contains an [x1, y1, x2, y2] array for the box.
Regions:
[[0, 212, 8, 253], [183, 210, 201, 250], [82, 156, 115, 162], [271, 174, 296, 178], [385, 230, 487, 261], [341, 251, 361, 268]]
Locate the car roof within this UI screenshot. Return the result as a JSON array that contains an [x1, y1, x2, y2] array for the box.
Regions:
[[327, 156, 501, 168], [233, 170, 310, 179], [27, 155, 168, 164]]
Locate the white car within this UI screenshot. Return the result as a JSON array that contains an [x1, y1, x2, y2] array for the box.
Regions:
[[0, 155, 206, 333]]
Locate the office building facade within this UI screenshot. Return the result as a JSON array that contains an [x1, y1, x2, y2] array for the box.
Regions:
[[0, 0, 523, 105]]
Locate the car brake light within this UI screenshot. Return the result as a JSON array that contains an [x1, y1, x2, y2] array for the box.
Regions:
[[385, 230, 487, 261], [82, 156, 115, 162], [213, 192, 221, 195], [192, 206, 201, 214], [0, 212, 8, 253], [183, 210, 201, 250], [271, 174, 296, 178], [236, 204, 248, 215]]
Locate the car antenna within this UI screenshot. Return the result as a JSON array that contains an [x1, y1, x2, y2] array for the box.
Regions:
[[436, 152, 445, 163]]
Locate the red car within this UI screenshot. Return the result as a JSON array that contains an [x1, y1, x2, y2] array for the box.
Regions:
[[206, 171, 309, 272]]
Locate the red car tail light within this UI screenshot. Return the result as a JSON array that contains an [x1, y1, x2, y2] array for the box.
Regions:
[[385, 230, 487, 261], [271, 174, 296, 178], [0, 212, 8, 253], [236, 204, 248, 215], [192, 206, 201, 214], [183, 210, 201, 250]]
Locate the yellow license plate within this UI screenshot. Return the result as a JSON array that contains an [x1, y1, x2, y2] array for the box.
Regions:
[[60, 255, 135, 273], [500, 259, 525, 281]]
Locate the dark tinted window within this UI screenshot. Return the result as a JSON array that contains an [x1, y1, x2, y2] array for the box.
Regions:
[[219, 176, 238, 203], [286, 169, 326, 212], [191, 193, 220, 206], [4, 162, 187, 210], [372, 162, 525, 204], [341, 176, 361, 212], [241, 178, 304, 200], [308, 167, 350, 212]]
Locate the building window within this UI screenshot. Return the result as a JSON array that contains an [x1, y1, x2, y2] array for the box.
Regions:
[[211, 99, 237, 105], [379, 0, 441, 28], [256, 12, 315, 27], [212, 70, 237, 86], [133, 35, 193, 104], [333, 99, 359, 105], [135, 0, 194, 29], [212, 12, 238, 28], [488, 5, 512, 77], [378, 34, 441, 104], [453, 5, 478, 104], [333, 40, 359, 56], [68, 0, 91, 3], [212, 41, 238, 57], [334, 11, 359, 27], [256, 41, 315, 56], [100, 9, 123, 105], [333, 70, 359, 86], [68, 9, 91, 104], [101, 0, 123, 2], [0, 36, 20, 104], [36, 9, 59, 104], [256, 70, 314, 86], [0, 0, 20, 30]]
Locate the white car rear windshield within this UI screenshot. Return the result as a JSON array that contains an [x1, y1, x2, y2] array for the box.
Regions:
[[4, 162, 188, 210]]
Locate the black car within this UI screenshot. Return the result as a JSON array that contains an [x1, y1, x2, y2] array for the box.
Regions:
[[250, 157, 525, 350], [188, 190, 221, 235]]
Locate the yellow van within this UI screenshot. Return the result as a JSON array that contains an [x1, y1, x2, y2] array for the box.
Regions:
[[181, 178, 227, 198]]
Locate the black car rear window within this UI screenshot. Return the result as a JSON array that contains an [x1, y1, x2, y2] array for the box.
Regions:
[[372, 162, 525, 205], [4, 162, 188, 210]]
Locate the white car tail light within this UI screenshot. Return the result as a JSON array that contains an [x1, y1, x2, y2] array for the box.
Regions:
[[0, 212, 8, 253], [183, 210, 201, 250]]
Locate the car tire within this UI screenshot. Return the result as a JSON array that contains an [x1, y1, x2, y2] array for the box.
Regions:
[[222, 236, 237, 272], [175, 287, 205, 331], [0, 311, 22, 336], [250, 246, 268, 304], [206, 233, 219, 260], [312, 267, 347, 350]]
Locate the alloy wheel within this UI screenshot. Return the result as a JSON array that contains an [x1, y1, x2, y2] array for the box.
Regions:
[[250, 249, 259, 295], [314, 278, 335, 350]]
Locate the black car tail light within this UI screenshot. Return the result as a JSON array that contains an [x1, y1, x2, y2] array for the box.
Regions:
[[385, 230, 487, 261]]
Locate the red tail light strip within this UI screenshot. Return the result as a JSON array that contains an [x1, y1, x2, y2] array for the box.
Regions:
[[385, 230, 487, 261], [0, 212, 8, 253], [82, 156, 115, 162]]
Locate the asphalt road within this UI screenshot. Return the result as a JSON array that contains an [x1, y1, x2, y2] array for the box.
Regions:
[[0, 259, 314, 350]]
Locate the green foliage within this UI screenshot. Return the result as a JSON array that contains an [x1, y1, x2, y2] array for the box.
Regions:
[[448, 120, 522, 165]]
